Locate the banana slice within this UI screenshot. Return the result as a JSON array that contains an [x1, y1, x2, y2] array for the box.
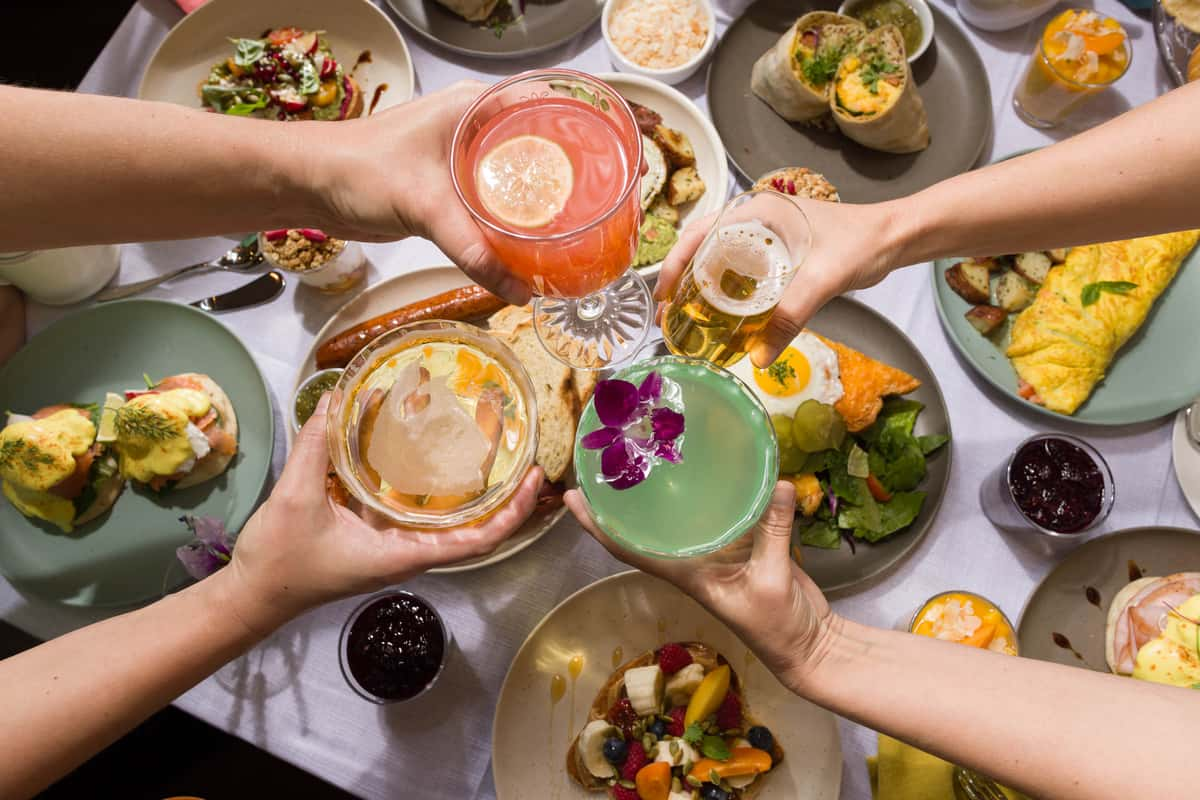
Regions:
[[664, 662, 705, 707], [727, 738, 756, 789], [577, 719, 619, 779], [623, 665, 664, 716], [653, 738, 699, 767]]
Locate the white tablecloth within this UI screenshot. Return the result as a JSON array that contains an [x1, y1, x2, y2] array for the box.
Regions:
[[2, 1, 1195, 798]]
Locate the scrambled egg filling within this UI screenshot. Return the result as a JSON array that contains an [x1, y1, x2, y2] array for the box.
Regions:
[[116, 389, 211, 482], [835, 54, 901, 116], [1133, 594, 1200, 688], [0, 410, 97, 533]]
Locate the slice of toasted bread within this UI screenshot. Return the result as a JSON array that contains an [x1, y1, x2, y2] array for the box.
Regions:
[[486, 306, 577, 483], [566, 642, 784, 794], [161, 373, 239, 490]]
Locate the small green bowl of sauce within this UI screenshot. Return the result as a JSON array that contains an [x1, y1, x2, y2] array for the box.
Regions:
[[839, 0, 933, 63], [294, 368, 342, 431]]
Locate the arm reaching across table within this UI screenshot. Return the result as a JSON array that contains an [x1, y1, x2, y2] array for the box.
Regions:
[[656, 81, 1200, 367], [565, 484, 1200, 800], [0, 395, 543, 800]]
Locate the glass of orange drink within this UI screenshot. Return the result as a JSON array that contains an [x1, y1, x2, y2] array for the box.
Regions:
[[1013, 8, 1130, 128], [451, 70, 649, 368]]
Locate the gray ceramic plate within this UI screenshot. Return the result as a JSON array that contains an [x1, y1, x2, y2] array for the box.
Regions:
[[707, 0, 991, 202], [385, 0, 602, 59], [1154, 0, 1199, 88], [791, 296, 951, 592], [0, 301, 274, 607], [1017, 527, 1200, 672], [492, 570, 843, 800], [931, 154, 1200, 425]]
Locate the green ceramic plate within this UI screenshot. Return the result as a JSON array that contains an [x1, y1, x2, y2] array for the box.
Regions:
[[932, 151, 1200, 425], [0, 301, 273, 607]]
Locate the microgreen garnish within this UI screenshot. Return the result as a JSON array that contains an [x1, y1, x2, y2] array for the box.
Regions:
[[799, 48, 844, 86], [1081, 281, 1138, 307], [683, 723, 704, 745], [229, 37, 266, 69], [701, 735, 731, 761], [766, 361, 796, 389], [860, 52, 901, 93]]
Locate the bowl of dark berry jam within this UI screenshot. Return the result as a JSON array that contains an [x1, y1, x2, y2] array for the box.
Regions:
[[339, 590, 449, 704], [979, 433, 1114, 553]]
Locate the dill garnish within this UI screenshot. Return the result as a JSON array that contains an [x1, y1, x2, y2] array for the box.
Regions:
[[0, 438, 56, 473], [114, 406, 179, 441]]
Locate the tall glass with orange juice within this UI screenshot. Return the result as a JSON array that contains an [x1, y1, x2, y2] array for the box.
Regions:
[[1013, 9, 1130, 128], [451, 70, 650, 368]]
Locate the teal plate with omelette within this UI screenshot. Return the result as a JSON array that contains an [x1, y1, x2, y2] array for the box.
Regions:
[[932, 151, 1200, 426], [0, 301, 273, 607]]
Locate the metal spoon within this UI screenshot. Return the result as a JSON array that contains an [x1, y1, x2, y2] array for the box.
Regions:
[[1186, 397, 1200, 445], [97, 235, 263, 302]]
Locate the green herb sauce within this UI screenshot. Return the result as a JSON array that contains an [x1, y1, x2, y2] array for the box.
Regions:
[[295, 371, 340, 428], [850, 0, 922, 55]]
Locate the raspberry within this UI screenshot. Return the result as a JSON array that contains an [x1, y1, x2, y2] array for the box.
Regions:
[[657, 643, 693, 675], [667, 706, 687, 737], [715, 691, 742, 730], [607, 698, 639, 736], [620, 741, 649, 781], [611, 785, 640, 800]]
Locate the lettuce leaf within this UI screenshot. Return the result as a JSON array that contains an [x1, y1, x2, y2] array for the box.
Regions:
[[798, 518, 841, 549]]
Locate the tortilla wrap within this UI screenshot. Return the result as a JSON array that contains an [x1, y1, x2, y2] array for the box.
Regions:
[[751, 12, 865, 123], [830, 25, 930, 154]]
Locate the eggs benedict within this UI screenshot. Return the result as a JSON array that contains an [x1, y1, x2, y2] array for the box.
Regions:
[[1105, 572, 1200, 688], [103, 373, 238, 492], [0, 404, 123, 532]]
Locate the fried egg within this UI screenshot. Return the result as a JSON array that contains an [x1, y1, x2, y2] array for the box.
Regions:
[[729, 332, 844, 417]]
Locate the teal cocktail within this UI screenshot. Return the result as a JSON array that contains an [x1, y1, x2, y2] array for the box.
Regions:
[[574, 355, 778, 558]]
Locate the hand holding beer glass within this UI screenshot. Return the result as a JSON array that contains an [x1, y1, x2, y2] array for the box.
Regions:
[[662, 191, 812, 368]]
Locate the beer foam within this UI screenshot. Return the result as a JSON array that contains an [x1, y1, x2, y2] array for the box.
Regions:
[[694, 221, 793, 317]]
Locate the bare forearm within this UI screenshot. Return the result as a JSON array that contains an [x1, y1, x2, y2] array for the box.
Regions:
[[797, 619, 1197, 799], [889, 82, 1200, 266], [0, 87, 327, 250], [0, 570, 277, 799]]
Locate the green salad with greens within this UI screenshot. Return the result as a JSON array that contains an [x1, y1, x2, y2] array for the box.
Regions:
[[775, 398, 948, 550]]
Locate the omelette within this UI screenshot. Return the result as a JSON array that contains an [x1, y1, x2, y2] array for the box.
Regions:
[[1007, 230, 1200, 415]]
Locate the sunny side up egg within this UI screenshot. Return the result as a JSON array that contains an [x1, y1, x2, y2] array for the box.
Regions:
[[728, 332, 844, 417]]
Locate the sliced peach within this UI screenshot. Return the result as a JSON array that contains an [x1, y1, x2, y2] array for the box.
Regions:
[[684, 665, 730, 727], [960, 619, 997, 649], [688, 748, 773, 782], [1082, 32, 1124, 56], [635, 761, 671, 800]]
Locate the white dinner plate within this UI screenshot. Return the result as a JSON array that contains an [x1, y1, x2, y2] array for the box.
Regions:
[[597, 71, 731, 266], [492, 570, 843, 800], [293, 266, 568, 574], [139, 0, 414, 113], [1172, 408, 1200, 520]]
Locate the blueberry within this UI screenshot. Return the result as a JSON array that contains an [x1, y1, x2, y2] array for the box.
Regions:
[[747, 724, 775, 753], [700, 784, 731, 800], [602, 737, 628, 765], [647, 719, 668, 738]]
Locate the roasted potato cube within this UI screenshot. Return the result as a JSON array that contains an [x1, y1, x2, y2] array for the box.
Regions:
[[964, 304, 1008, 335], [1013, 251, 1052, 284], [652, 125, 696, 168], [666, 166, 706, 206], [1047, 248, 1069, 263], [996, 271, 1035, 312], [648, 196, 679, 226], [944, 260, 991, 304]]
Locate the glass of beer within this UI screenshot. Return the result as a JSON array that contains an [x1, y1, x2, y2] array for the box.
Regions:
[[662, 190, 811, 368]]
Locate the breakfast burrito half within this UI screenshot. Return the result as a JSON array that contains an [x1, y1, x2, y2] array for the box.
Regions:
[[830, 25, 930, 154], [751, 12, 866, 123], [435, 0, 501, 21]]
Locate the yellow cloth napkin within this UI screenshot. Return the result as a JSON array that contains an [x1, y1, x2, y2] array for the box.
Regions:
[[867, 734, 1026, 800]]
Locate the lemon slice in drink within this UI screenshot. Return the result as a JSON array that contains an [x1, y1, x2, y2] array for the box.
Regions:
[[476, 135, 574, 229]]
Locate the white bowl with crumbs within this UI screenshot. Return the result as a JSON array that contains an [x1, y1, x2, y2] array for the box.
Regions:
[[602, 0, 716, 85]]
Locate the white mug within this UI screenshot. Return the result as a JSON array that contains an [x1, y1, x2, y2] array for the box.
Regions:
[[0, 245, 121, 306], [956, 0, 1059, 31]]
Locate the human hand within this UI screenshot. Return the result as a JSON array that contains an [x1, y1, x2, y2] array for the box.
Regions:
[[564, 481, 837, 693], [655, 198, 904, 367], [307, 81, 530, 304], [223, 394, 543, 634]]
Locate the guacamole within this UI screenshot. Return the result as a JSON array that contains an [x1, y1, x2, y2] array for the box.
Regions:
[[634, 213, 678, 267]]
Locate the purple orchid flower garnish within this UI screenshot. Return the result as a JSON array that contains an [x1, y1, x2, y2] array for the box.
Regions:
[[582, 371, 685, 490], [176, 515, 234, 580]]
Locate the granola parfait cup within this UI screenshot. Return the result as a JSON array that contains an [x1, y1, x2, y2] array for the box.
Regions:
[[258, 228, 366, 293]]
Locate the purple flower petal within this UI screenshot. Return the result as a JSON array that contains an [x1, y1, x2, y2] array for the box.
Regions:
[[638, 371, 662, 402], [595, 379, 640, 427], [182, 515, 233, 556], [655, 441, 682, 463], [651, 407, 685, 442], [601, 440, 632, 478], [609, 470, 646, 490], [581, 426, 622, 450], [176, 541, 229, 581]]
